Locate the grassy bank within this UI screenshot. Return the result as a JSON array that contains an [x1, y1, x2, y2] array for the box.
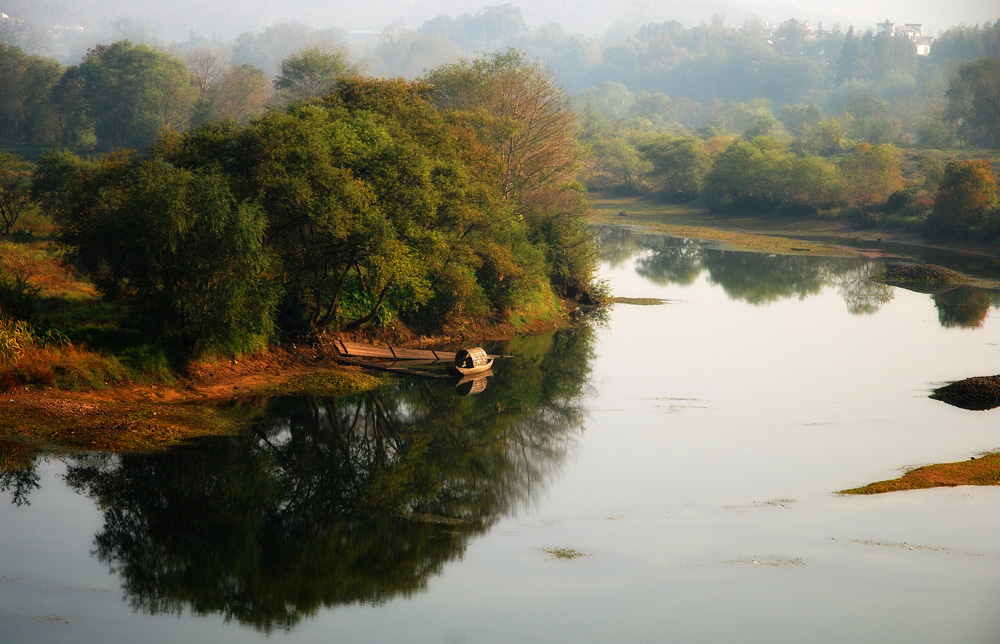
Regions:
[[590, 193, 1000, 260], [1, 355, 386, 452], [590, 195, 855, 257]]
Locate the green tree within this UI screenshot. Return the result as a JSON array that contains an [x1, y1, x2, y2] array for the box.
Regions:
[[425, 50, 596, 300], [590, 136, 650, 193], [168, 78, 541, 334], [782, 154, 840, 209], [838, 142, 903, 206], [779, 103, 824, 138], [45, 150, 277, 354], [803, 116, 849, 155], [926, 160, 999, 237], [73, 41, 198, 151], [703, 136, 793, 210], [946, 57, 1000, 149], [50, 65, 95, 149], [0, 152, 32, 235], [273, 47, 357, 105], [930, 21, 1000, 63], [0, 44, 61, 145], [641, 134, 709, 198]]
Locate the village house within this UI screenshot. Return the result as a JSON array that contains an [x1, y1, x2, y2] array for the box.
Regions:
[[877, 19, 934, 55]]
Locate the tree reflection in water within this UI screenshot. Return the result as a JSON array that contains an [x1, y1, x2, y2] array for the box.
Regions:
[[0, 439, 40, 506], [64, 327, 594, 633], [599, 225, 1000, 325], [933, 286, 995, 328], [837, 264, 895, 315], [601, 226, 901, 314]]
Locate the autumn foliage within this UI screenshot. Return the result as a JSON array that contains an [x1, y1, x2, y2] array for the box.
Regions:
[[926, 160, 999, 237]]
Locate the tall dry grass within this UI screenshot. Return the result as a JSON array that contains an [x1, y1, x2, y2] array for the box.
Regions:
[[0, 317, 36, 366]]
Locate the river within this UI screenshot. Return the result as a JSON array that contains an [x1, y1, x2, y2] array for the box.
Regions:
[[2, 226, 999, 643]]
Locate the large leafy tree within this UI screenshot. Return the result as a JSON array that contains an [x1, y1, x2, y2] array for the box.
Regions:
[[167, 77, 538, 335], [703, 136, 838, 211], [703, 136, 792, 210], [71, 41, 198, 151], [425, 50, 596, 300], [926, 159, 999, 237], [838, 142, 903, 206], [273, 47, 357, 105], [425, 50, 581, 205], [590, 136, 650, 193], [0, 152, 32, 236], [0, 44, 61, 145], [641, 134, 709, 198], [946, 56, 1000, 149], [43, 150, 277, 355]]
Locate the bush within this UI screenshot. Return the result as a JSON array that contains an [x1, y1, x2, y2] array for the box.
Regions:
[[118, 344, 176, 384], [0, 266, 40, 321]]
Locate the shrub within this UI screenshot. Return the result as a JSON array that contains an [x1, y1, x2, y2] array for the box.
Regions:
[[0, 264, 40, 321]]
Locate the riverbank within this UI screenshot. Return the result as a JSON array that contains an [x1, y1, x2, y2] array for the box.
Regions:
[[590, 194, 1000, 262], [0, 303, 577, 454], [0, 344, 382, 452]]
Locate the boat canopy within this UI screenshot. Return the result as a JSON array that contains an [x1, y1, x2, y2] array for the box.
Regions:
[[455, 347, 489, 370]]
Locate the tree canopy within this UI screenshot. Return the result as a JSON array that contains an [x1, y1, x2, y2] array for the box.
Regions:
[[946, 56, 1000, 149], [926, 159, 999, 237], [38, 68, 598, 354], [273, 47, 357, 105]]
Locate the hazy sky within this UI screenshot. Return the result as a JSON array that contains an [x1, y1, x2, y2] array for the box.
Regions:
[[5, 0, 999, 41]]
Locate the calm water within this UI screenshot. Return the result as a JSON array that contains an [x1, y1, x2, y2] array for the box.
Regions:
[[3, 227, 1000, 644]]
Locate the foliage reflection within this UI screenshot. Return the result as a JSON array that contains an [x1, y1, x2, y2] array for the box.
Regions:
[[598, 226, 998, 324], [0, 439, 39, 506], [63, 327, 594, 632]]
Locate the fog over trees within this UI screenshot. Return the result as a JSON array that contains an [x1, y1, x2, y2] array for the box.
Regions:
[[4, 0, 998, 45]]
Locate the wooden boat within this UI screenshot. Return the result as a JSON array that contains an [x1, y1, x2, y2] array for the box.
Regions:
[[449, 347, 493, 376], [332, 340, 503, 379]]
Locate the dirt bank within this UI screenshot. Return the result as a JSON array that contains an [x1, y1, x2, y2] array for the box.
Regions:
[[841, 452, 1000, 494], [0, 343, 381, 452], [0, 304, 578, 454]]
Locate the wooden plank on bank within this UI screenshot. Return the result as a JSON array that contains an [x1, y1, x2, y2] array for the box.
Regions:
[[333, 355, 453, 379]]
